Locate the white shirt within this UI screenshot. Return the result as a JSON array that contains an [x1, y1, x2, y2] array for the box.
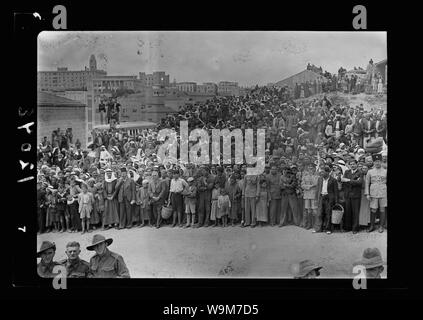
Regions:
[[321, 177, 329, 195], [170, 178, 187, 193]]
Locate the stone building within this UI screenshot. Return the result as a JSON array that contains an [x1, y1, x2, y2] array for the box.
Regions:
[[37, 92, 88, 149]]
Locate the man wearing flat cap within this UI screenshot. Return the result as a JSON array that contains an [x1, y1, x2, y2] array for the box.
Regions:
[[353, 248, 385, 278], [37, 241, 60, 278], [87, 234, 130, 278], [365, 154, 387, 233]]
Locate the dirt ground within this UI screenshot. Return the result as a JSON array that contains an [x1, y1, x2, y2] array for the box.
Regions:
[[37, 226, 387, 278]]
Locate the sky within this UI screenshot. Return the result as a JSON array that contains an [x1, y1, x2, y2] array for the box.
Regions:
[[38, 31, 387, 87]]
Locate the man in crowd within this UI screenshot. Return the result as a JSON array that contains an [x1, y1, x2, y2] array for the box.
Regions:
[[169, 169, 188, 227], [266, 165, 282, 226], [117, 167, 136, 229], [243, 171, 259, 228], [365, 154, 387, 233], [279, 167, 299, 227], [342, 159, 363, 234], [196, 167, 214, 228], [315, 166, 338, 234], [149, 169, 168, 228]]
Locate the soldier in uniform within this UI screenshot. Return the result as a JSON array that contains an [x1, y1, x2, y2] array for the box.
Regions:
[[87, 234, 130, 278], [37, 241, 60, 278], [59, 241, 90, 278]]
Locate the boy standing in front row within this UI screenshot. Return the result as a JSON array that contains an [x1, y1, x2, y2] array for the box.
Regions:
[[365, 154, 387, 233], [184, 177, 197, 228]]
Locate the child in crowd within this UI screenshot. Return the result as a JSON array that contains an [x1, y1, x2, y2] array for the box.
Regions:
[[137, 180, 151, 227], [56, 183, 67, 232], [211, 183, 221, 227], [78, 182, 94, 234], [94, 182, 105, 230], [256, 179, 270, 227], [184, 177, 197, 228], [217, 188, 231, 227], [45, 186, 57, 233]]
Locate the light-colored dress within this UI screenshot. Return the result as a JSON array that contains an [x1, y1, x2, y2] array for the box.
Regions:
[[359, 175, 370, 226], [210, 188, 220, 221], [217, 195, 230, 219], [256, 190, 269, 222]]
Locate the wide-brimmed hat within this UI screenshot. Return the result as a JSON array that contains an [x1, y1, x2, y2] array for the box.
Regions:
[[37, 241, 56, 257], [86, 234, 113, 251], [353, 248, 385, 269], [293, 260, 323, 278]]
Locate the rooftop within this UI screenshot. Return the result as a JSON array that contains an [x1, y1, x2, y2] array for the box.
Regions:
[[37, 92, 86, 107], [94, 121, 157, 130]]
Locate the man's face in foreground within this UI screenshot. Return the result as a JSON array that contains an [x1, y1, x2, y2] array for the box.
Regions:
[[41, 249, 55, 264], [66, 246, 81, 261], [94, 242, 107, 255]]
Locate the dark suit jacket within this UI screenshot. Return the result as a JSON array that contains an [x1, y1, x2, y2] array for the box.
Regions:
[[375, 119, 387, 136], [148, 179, 168, 205], [342, 169, 363, 199], [361, 119, 375, 135], [316, 176, 338, 204], [352, 121, 363, 136], [117, 178, 136, 202]]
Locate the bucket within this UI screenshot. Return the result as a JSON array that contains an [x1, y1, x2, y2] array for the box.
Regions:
[[331, 203, 344, 224], [161, 205, 173, 219]]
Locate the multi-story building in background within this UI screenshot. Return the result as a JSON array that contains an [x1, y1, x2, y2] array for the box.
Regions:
[[217, 81, 239, 96], [91, 75, 138, 94], [139, 71, 170, 87], [37, 55, 107, 92], [197, 82, 218, 95], [176, 82, 197, 93]]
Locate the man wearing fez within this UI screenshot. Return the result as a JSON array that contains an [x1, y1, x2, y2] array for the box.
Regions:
[[59, 241, 90, 278], [87, 234, 130, 278], [342, 159, 363, 234], [116, 167, 136, 229], [266, 165, 282, 226], [37, 241, 60, 278], [365, 154, 387, 233], [102, 168, 119, 230]]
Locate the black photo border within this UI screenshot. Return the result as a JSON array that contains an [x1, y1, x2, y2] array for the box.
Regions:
[[10, 0, 419, 302]]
